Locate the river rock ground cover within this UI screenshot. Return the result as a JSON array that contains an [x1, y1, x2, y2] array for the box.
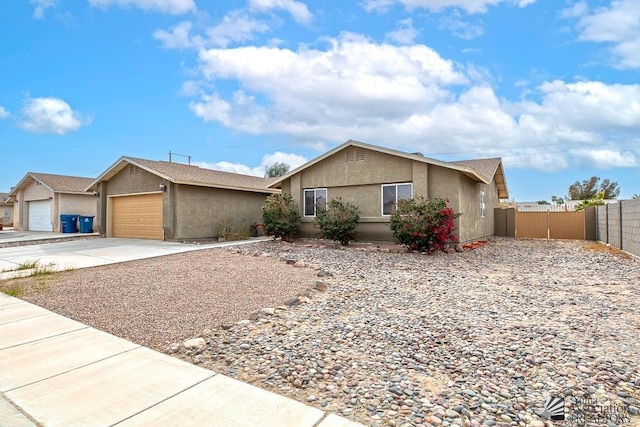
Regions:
[[4, 237, 639, 426], [179, 238, 639, 427]]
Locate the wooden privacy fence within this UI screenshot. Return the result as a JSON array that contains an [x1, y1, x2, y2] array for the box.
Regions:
[[495, 207, 596, 240]]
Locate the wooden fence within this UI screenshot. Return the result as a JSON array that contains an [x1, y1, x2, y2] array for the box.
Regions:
[[495, 207, 596, 240]]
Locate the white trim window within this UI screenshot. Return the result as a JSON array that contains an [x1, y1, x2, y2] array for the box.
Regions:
[[304, 188, 327, 217], [382, 183, 412, 215], [480, 191, 486, 218]]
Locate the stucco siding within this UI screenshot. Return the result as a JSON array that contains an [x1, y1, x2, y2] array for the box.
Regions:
[[428, 166, 461, 213], [1, 204, 13, 226], [174, 185, 267, 239], [18, 182, 54, 231], [104, 166, 164, 196], [57, 194, 98, 232], [279, 148, 504, 243], [457, 177, 498, 242], [299, 148, 414, 189], [12, 190, 24, 230], [23, 181, 53, 201]]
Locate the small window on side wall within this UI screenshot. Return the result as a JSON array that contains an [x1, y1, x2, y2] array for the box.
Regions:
[[480, 191, 486, 218], [382, 183, 412, 215], [304, 188, 327, 217]]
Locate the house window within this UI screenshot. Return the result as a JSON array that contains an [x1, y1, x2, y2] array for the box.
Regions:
[[304, 188, 327, 217], [382, 183, 412, 215], [480, 191, 486, 218]]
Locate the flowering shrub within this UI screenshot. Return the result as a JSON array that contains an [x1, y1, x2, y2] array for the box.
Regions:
[[389, 197, 461, 252], [261, 194, 301, 242], [315, 198, 360, 245]]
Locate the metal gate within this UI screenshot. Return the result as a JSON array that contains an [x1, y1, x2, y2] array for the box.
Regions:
[[494, 208, 587, 240], [516, 210, 585, 239]]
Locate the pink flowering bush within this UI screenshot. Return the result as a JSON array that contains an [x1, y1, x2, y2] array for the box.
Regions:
[[389, 197, 461, 252]]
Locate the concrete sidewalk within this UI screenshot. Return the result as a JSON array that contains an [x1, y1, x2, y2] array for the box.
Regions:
[[0, 292, 363, 427]]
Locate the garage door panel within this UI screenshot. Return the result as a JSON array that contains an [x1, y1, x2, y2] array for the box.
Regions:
[[28, 200, 52, 232], [111, 193, 163, 240]]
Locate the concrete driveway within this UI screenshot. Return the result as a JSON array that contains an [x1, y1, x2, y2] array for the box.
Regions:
[[0, 237, 265, 280]]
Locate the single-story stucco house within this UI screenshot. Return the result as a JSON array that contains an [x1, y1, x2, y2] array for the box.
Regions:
[[268, 140, 509, 242], [0, 193, 13, 227], [8, 173, 97, 232], [86, 156, 279, 240]]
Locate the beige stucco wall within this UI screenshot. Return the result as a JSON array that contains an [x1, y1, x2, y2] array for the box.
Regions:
[[280, 148, 502, 242], [457, 178, 499, 242], [96, 165, 168, 237], [57, 194, 98, 232], [14, 181, 53, 231], [173, 185, 268, 240], [96, 164, 269, 240], [1, 204, 13, 226]]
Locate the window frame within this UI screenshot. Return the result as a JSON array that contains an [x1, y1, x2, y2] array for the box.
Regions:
[[480, 191, 486, 218], [381, 183, 413, 216], [303, 188, 327, 217]]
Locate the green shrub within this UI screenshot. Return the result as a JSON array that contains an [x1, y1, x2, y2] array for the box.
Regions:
[[389, 197, 461, 252], [261, 194, 301, 242], [315, 198, 360, 245]]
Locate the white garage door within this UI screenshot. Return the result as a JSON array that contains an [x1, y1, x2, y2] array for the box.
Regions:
[[28, 200, 52, 232]]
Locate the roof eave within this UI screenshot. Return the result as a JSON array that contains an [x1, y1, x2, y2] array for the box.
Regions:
[[267, 139, 489, 187], [8, 173, 54, 197], [174, 180, 280, 194], [85, 157, 176, 192]]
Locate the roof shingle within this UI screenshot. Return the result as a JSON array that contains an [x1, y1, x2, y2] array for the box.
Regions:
[[87, 157, 278, 193]]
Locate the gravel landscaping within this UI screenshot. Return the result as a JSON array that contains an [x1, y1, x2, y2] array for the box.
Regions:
[[5, 249, 319, 349], [3, 237, 639, 426]]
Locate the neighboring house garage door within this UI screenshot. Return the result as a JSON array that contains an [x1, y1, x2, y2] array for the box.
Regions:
[[111, 193, 163, 240], [28, 200, 52, 232]]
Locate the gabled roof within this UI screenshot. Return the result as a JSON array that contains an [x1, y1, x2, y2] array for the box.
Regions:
[[268, 140, 509, 199], [8, 172, 95, 200], [452, 158, 508, 199], [87, 156, 279, 194]]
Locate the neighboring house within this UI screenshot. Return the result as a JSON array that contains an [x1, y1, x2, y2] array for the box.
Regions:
[[87, 156, 279, 240], [8, 173, 97, 232], [268, 140, 509, 242], [0, 193, 13, 226]]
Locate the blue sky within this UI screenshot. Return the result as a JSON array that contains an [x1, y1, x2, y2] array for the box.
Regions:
[[1, 0, 638, 201]]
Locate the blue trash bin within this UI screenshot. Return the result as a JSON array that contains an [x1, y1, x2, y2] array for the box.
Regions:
[[79, 216, 94, 233], [60, 214, 77, 233]]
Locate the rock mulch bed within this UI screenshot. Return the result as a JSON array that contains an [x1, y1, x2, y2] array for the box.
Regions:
[[173, 238, 640, 427]]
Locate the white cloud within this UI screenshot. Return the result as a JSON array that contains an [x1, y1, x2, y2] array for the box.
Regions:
[[180, 31, 640, 171], [193, 151, 308, 176], [31, 0, 57, 19], [385, 18, 420, 44], [154, 21, 201, 49], [361, 0, 536, 14], [19, 97, 89, 135], [438, 12, 484, 39], [570, 148, 637, 168], [206, 10, 270, 48], [560, 1, 588, 19], [248, 0, 313, 24], [0, 106, 9, 119], [154, 12, 269, 50], [573, 0, 640, 68], [88, 0, 196, 14]]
